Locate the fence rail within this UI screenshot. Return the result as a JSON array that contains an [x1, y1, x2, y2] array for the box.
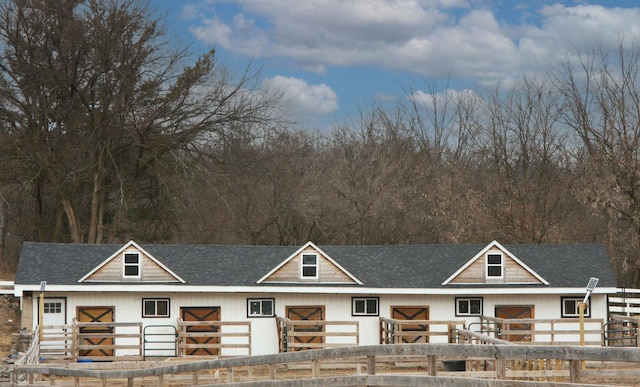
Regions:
[[74, 321, 143, 362], [39, 325, 73, 359], [13, 343, 640, 386], [275, 317, 358, 353], [177, 320, 251, 357], [478, 315, 605, 345], [609, 288, 640, 316], [379, 317, 465, 344]]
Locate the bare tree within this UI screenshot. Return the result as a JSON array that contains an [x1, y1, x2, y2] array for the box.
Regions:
[[0, 0, 279, 243], [555, 43, 640, 286], [477, 77, 576, 243]]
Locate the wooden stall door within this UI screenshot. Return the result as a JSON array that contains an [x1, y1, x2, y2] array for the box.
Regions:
[[180, 307, 221, 356], [76, 306, 115, 357], [495, 305, 534, 342], [391, 306, 429, 343], [286, 306, 325, 351]]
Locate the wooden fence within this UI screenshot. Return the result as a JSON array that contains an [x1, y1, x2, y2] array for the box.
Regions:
[[177, 320, 251, 357], [379, 317, 465, 344], [11, 326, 39, 384], [39, 325, 73, 360], [275, 317, 358, 353], [13, 343, 640, 386], [609, 288, 640, 316], [74, 321, 143, 362], [478, 316, 605, 345]]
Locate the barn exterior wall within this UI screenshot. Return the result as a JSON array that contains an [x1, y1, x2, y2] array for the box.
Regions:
[[30, 290, 610, 356]]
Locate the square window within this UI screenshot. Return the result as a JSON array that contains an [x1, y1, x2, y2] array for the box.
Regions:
[[142, 298, 170, 317], [301, 254, 318, 278], [247, 298, 275, 317], [456, 297, 483, 316], [352, 297, 379, 316], [561, 297, 590, 318]]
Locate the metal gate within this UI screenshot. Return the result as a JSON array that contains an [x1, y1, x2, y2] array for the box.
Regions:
[[143, 325, 177, 359]]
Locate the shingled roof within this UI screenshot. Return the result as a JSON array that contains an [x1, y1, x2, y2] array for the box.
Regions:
[[14, 241, 616, 289]]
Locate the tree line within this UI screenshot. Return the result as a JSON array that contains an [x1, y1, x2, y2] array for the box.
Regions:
[[0, 0, 639, 287]]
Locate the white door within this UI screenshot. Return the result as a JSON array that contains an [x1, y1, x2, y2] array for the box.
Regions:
[[42, 298, 66, 326], [40, 298, 69, 358]]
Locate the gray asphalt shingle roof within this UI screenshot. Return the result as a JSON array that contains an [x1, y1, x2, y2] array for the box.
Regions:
[[14, 241, 616, 288]]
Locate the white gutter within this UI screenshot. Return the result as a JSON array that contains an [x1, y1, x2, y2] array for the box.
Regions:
[[13, 283, 619, 296]]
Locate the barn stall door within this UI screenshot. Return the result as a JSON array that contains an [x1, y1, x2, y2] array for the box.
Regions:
[[286, 306, 325, 351], [495, 305, 534, 342], [76, 306, 115, 357], [391, 306, 430, 343], [180, 307, 221, 356]]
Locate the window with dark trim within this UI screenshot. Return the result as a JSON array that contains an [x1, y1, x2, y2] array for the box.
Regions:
[[143, 298, 169, 317], [561, 297, 590, 318], [456, 297, 483, 316], [486, 253, 503, 278], [247, 298, 275, 317], [124, 253, 141, 277], [44, 302, 62, 314], [301, 253, 318, 278], [352, 297, 379, 316]]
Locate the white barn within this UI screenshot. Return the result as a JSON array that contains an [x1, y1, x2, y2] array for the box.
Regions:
[[13, 240, 618, 357]]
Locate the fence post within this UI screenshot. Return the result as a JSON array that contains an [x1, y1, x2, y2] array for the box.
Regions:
[[367, 355, 376, 375], [227, 367, 234, 383], [427, 355, 437, 376], [72, 320, 78, 362], [495, 357, 506, 380], [569, 359, 581, 383]]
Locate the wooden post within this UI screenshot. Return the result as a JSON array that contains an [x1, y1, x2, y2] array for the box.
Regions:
[[39, 291, 44, 342], [269, 363, 276, 379], [427, 355, 437, 376], [570, 359, 581, 383], [312, 359, 320, 378], [495, 357, 506, 380], [227, 366, 234, 383], [579, 302, 586, 370], [367, 355, 376, 375]]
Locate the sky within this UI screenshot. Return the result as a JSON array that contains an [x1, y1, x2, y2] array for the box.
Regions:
[[153, 0, 640, 129]]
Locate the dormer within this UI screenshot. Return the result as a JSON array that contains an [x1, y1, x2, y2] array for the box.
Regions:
[[78, 240, 185, 283], [442, 241, 548, 285], [257, 242, 363, 285]]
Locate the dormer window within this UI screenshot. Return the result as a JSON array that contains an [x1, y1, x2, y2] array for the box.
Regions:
[[486, 253, 503, 278], [301, 253, 318, 279], [124, 252, 141, 278]]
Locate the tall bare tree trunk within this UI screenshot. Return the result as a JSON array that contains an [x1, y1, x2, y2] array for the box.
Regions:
[[61, 196, 82, 243], [88, 172, 102, 244], [0, 194, 7, 266]]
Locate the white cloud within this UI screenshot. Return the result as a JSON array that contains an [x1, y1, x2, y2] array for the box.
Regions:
[[186, 1, 640, 84], [410, 88, 480, 109], [263, 75, 339, 118]]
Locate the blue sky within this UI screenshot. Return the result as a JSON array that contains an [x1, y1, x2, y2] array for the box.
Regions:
[[153, 0, 640, 129]]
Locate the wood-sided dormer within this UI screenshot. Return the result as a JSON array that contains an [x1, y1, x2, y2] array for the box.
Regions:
[[257, 242, 363, 285], [78, 240, 185, 283], [442, 241, 548, 285]]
